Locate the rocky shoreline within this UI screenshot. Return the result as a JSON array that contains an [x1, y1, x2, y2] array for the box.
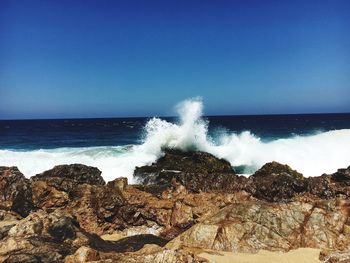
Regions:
[[1, 150, 350, 262]]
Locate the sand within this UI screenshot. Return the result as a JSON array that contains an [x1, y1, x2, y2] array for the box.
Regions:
[[100, 233, 125, 241], [198, 248, 321, 263]]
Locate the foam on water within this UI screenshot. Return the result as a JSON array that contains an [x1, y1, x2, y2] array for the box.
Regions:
[[1, 98, 350, 182]]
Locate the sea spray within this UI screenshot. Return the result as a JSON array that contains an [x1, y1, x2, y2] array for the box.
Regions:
[[139, 98, 210, 153], [1, 98, 350, 182], [139, 98, 350, 177]]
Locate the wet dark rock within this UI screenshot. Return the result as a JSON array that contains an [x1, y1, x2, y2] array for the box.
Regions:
[[48, 216, 77, 242], [136, 149, 233, 180], [249, 162, 307, 202], [134, 151, 312, 202], [135, 150, 350, 203], [0, 166, 34, 217], [32, 164, 105, 186], [134, 149, 243, 194], [307, 175, 333, 198], [331, 166, 350, 184], [30, 164, 105, 202], [306, 167, 350, 199], [89, 234, 168, 253], [252, 161, 304, 180]]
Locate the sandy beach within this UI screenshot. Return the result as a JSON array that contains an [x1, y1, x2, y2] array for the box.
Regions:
[[199, 248, 321, 263]]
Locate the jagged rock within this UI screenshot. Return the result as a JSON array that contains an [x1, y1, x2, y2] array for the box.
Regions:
[[307, 175, 334, 199], [0, 210, 21, 222], [65, 244, 206, 263], [134, 149, 246, 194], [249, 162, 307, 202], [0, 210, 170, 263], [0, 211, 21, 240], [32, 164, 105, 187], [0, 224, 15, 240], [307, 167, 350, 199], [0, 167, 34, 217], [167, 199, 350, 254], [64, 246, 100, 263], [332, 166, 350, 183], [252, 161, 304, 180], [31, 180, 70, 210], [134, 150, 350, 202], [29, 165, 128, 234], [136, 149, 234, 177], [108, 177, 128, 193], [91, 234, 168, 253], [320, 248, 350, 263], [48, 216, 77, 242], [54, 182, 127, 234], [170, 202, 193, 228], [0, 211, 80, 262], [2, 152, 350, 262], [135, 152, 311, 202]]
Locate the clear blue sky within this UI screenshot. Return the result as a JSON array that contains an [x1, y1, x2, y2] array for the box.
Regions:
[[0, 0, 349, 119]]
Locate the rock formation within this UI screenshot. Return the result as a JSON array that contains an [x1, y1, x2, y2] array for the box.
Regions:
[[167, 199, 350, 253], [0, 166, 34, 217], [1, 151, 350, 262]]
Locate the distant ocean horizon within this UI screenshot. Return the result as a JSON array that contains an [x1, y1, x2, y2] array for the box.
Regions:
[[1, 99, 350, 183]]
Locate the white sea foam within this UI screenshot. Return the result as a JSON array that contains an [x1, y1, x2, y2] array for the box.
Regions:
[[1, 98, 350, 182]]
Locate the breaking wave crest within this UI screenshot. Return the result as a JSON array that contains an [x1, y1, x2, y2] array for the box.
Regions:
[[1, 98, 350, 182]]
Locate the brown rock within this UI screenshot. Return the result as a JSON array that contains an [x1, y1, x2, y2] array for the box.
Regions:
[[108, 177, 128, 193], [168, 199, 350, 253], [0, 211, 79, 262], [0, 166, 34, 217], [320, 248, 350, 263], [0, 210, 170, 263], [1, 152, 350, 262], [307, 175, 334, 199], [64, 246, 100, 263], [65, 244, 206, 263], [249, 161, 307, 202], [170, 202, 193, 228], [306, 166, 350, 199], [32, 164, 105, 189], [32, 180, 70, 210], [332, 166, 350, 183]]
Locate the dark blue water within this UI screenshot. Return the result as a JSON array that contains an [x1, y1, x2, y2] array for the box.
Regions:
[[1, 113, 350, 150]]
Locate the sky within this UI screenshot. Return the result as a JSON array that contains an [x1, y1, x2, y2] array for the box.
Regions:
[[0, 0, 349, 119]]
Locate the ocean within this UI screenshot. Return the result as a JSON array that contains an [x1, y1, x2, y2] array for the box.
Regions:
[[1, 99, 350, 182]]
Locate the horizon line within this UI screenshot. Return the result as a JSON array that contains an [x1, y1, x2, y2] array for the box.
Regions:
[[1, 111, 350, 121]]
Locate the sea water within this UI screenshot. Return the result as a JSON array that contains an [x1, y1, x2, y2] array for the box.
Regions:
[[1, 99, 350, 182]]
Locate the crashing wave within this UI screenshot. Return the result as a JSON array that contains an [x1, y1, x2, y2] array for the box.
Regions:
[[1, 98, 350, 182]]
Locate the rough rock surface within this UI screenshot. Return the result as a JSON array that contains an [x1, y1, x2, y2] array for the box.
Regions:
[[307, 166, 350, 199], [134, 149, 247, 194], [135, 151, 350, 202], [0, 166, 34, 217], [64, 244, 206, 263], [28, 162, 247, 236], [1, 150, 350, 262], [0, 210, 169, 263], [249, 161, 307, 202], [168, 199, 350, 254], [32, 164, 105, 186]]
